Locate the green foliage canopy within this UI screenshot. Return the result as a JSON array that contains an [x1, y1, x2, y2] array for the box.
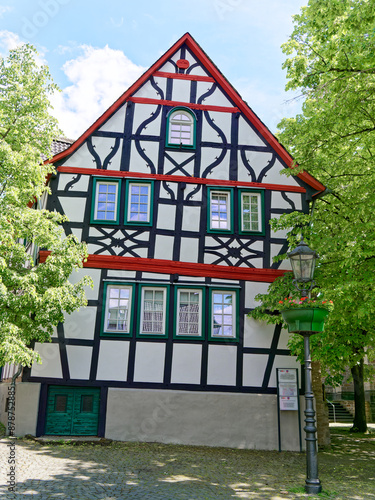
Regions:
[[251, 0, 375, 384], [0, 44, 91, 367]]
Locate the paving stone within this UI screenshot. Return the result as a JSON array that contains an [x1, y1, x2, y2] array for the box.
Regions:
[[0, 436, 297, 499]]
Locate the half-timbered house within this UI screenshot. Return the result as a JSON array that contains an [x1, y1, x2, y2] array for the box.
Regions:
[[10, 33, 325, 450]]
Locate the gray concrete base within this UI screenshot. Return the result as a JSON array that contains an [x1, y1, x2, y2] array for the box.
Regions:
[[0, 382, 40, 436], [105, 388, 304, 451]]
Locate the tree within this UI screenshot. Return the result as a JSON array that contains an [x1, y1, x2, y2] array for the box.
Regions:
[[0, 44, 90, 368], [250, 273, 332, 446], [264, 0, 375, 432]]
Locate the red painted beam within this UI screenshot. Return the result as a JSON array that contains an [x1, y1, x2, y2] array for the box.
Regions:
[[39, 251, 289, 283], [57, 166, 306, 193], [153, 71, 215, 82], [128, 97, 239, 114]]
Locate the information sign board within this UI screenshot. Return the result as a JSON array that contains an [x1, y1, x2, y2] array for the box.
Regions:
[[277, 369, 298, 411]]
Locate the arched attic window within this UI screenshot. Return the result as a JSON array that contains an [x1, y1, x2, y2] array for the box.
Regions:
[[166, 107, 196, 149]]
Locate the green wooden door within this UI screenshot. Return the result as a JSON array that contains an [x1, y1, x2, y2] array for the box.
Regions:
[[71, 387, 100, 435], [45, 386, 100, 436]]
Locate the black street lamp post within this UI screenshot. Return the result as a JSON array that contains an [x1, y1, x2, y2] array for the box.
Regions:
[[288, 238, 322, 495]]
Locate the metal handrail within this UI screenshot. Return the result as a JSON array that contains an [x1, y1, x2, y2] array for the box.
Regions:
[[327, 399, 336, 423]]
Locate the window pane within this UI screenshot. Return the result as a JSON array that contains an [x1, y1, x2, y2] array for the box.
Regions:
[[55, 395, 67, 412], [128, 183, 150, 222], [81, 395, 93, 413], [211, 192, 229, 230], [95, 182, 118, 221], [177, 290, 201, 336], [223, 294, 232, 305], [141, 289, 165, 334], [242, 192, 261, 232], [223, 315, 233, 325], [106, 286, 131, 332], [211, 292, 235, 337], [169, 111, 193, 146]]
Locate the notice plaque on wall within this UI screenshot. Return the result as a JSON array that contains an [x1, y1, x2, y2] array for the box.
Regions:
[[277, 369, 298, 411], [276, 368, 302, 451]]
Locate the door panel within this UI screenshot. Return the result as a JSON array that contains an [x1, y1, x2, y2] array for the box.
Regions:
[[71, 388, 100, 435], [45, 386, 100, 436]]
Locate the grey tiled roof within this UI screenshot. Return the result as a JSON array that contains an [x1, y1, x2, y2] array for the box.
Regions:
[[51, 137, 74, 156]]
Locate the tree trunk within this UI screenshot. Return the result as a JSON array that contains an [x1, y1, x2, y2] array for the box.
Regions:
[[350, 358, 367, 433], [312, 360, 331, 448]]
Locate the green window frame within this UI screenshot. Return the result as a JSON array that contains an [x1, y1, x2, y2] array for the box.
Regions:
[[209, 289, 239, 342], [101, 282, 134, 337], [91, 177, 121, 224], [125, 180, 153, 226], [166, 107, 196, 149], [207, 187, 234, 233], [137, 285, 169, 338], [239, 189, 265, 235], [174, 287, 204, 340]]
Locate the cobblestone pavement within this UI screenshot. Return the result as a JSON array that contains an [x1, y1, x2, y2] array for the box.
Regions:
[[0, 437, 307, 500]]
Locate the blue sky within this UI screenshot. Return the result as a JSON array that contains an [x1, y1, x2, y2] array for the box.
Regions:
[[0, 0, 307, 138]]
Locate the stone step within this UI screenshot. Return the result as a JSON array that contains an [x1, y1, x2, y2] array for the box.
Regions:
[[327, 401, 353, 422]]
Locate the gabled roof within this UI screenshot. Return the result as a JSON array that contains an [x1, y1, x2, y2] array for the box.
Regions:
[[51, 137, 74, 156], [48, 33, 325, 194]]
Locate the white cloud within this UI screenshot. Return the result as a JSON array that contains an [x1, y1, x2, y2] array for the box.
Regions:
[[50, 45, 145, 139], [0, 5, 12, 17], [0, 30, 46, 67], [0, 30, 23, 53], [55, 42, 79, 55]]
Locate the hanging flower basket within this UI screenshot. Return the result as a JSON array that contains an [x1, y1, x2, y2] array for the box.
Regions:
[[281, 308, 329, 333]]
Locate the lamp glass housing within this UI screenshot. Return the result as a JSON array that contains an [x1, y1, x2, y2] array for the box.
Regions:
[[288, 240, 318, 282]]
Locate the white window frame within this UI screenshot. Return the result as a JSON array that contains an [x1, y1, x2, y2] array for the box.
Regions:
[[176, 289, 203, 337], [210, 190, 231, 231], [241, 191, 262, 232], [211, 290, 236, 338], [168, 109, 194, 146], [104, 285, 132, 334], [127, 182, 151, 223], [94, 180, 119, 222], [140, 287, 167, 336]]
